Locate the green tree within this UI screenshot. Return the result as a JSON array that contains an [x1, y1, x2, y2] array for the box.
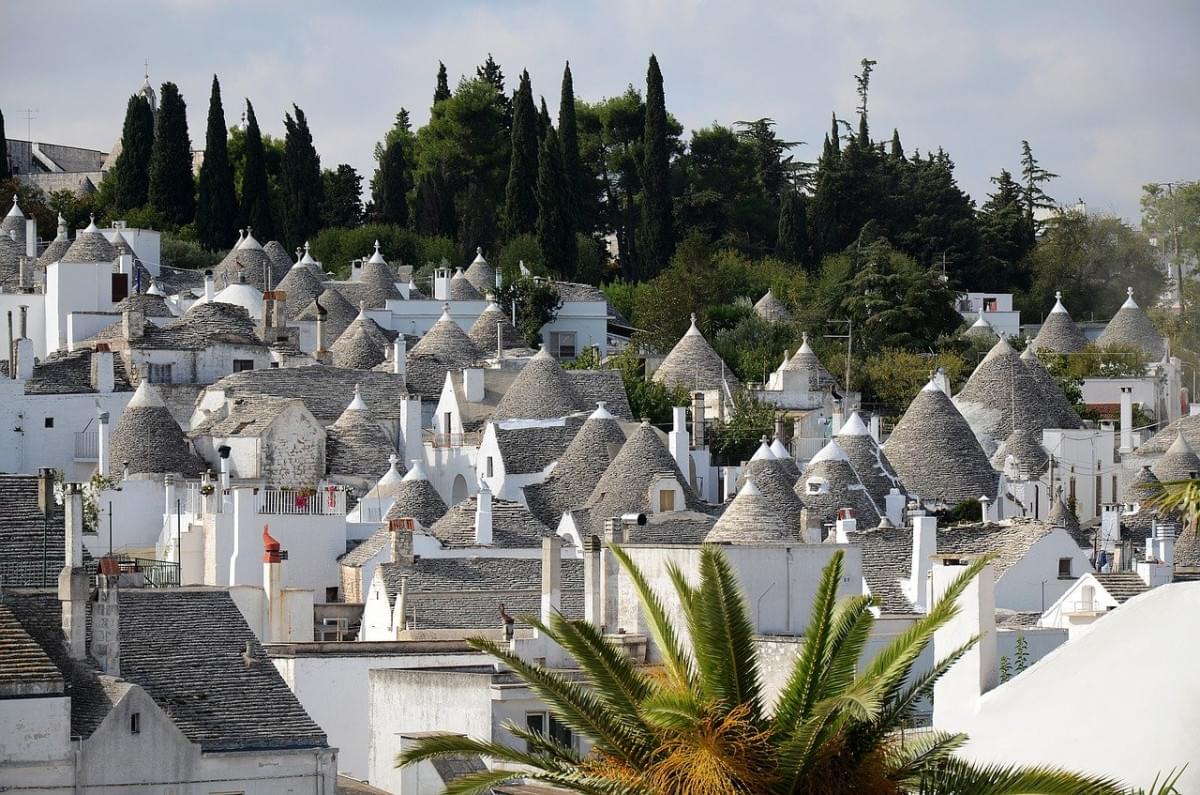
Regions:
[[895, 150, 981, 285], [457, 178, 497, 256], [148, 82, 195, 226], [706, 391, 778, 465], [537, 96, 551, 142], [499, 273, 562, 346], [606, 345, 690, 426], [675, 124, 774, 256], [476, 53, 511, 132], [413, 168, 455, 238], [195, 75, 238, 250], [502, 70, 539, 240], [977, 168, 1035, 293], [281, 104, 323, 249], [1020, 140, 1058, 236], [536, 126, 576, 279], [434, 61, 451, 104], [640, 54, 675, 277], [1142, 180, 1200, 310], [734, 117, 802, 198], [239, 100, 275, 241], [776, 190, 810, 266], [320, 164, 363, 228], [558, 62, 581, 234], [108, 94, 155, 214], [399, 547, 1122, 794], [372, 110, 414, 227], [0, 107, 9, 180]]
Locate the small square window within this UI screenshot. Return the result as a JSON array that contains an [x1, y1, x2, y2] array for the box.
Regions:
[[659, 489, 675, 513], [130, 712, 140, 734], [44, 417, 54, 428], [1058, 557, 1073, 578], [232, 359, 255, 373], [486, 457, 494, 478]]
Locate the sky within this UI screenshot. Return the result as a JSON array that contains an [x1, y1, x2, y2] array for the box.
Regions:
[[2, 0, 1198, 223]]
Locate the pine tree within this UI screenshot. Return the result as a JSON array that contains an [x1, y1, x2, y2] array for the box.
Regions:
[[195, 75, 238, 250], [0, 108, 10, 180], [281, 104, 323, 250], [502, 71, 539, 240], [1020, 140, 1058, 236], [239, 100, 274, 241], [978, 168, 1035, 293], [476, 54, 511, 132], [536, 126, 576, 279], [148, 82, 195, 226], [557, 62, 581, 234], [109, 95, 155, 213], [434, 61, 452, 104], [777, 190, 810, 267], [639, 54, 675, 277], [320, 164, 363, 228], [854, 58, 877, 144]]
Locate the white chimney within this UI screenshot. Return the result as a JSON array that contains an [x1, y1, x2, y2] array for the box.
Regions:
[[668, 406, 690, 479], [433, 267, 450, 301], [203, 269, 215, 302], [885, 488, 905, 528], [393, 337, 406, 378], [583, 534, 602, 626], [906, 513, 938, 612], [218, 446, 231, 490], [830, 407, 844, 436], [833, 507, 857, 542], [869, 414, 882, 443], [97, 410, 111, 477], [263, 526, 285, 643], [14, 337, 33, 380], [932, 367, 952, 396], [691, 391, 706, 447], [463, 368, 485, 403], [1119, 386, 1134, 453], [25, 219, 36, 259], [496, 320, 504, 362], [541, 534, 562, 624], [932, 556, 997, 733], [91, 346, 115, 394], [474, 485, 493, 545]]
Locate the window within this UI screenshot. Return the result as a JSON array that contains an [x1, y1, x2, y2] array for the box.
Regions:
[[486, 456, 494, 478], [232, 358, 255, 373], [43, 417, 54, 428], [658, 489, 675, 513], [146, 363, 172, 384], [550, 331, 577, 360], [130, 712, 140, 734], [1058, 557, 1073, 578], [111, 273, 129, 303], [807, 480, 820, 494], [526, 712, 573, 751], [982, 297, 998, 312], [442, 412, 452, 436]]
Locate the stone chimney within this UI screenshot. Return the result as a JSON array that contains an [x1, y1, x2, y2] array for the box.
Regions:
[[541, 534, 562, 624], [389, 518, 414, 563], [583, 534, 602, 626], [474, 486, 493, 545], [272, 290, 287, 329], [14, 337, 33, 380], [261, 291, 274, 332], [263, 526, 284, 643], [314, 298, 329, 364], [122, 309, 144, 342], [91, 565, 121, 676], [50, 477, 87, 656], [932, 556, 997, 732], [691, 391, 706, 447], [90, 343, 115, 394]]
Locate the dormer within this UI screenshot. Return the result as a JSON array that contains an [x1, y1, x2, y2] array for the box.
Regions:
[[647, 475, 684, 514]]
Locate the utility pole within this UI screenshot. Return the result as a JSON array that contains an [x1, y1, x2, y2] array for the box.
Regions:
[[824, 319, 853, 402], [21, 108, 38, 143]]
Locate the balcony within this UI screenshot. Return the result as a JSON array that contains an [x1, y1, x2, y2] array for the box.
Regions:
[[256, 486, 348, 516], [74, 431, 98, 462]]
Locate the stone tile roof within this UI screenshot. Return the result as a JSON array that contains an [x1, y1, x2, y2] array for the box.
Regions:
[[1095, 288, 1166, 358], [579, 421, 713, 534], [114, 292, 174, 318], [0, 198, 26, 245], [297, 287, 359, 343], [0, 601, 63, 691], [378, 557, 584, 630], [0, 476, 75, 588], [735, 457, 805, 537], [1030, 293, 1089, 354], [963, 314, 997, 341], [1150, 432, 1200, 482], [411, 308, 483, 363], [428, 496, 552, 548], [522, 405, 629, 526], [213, 233, 278, 291], [3, 347, 134, 395], [155, 264, 207, 295], [795, 441, 880, 530], [207, 366, 410, 424], [706, 478, 793, 543], [1123, 465, 1161, 504], [955, 338, 1081, 443], [275, 263, 325, 319], [781, 334, 838, 391], [753, 289, 792, 322], [883, 382, 999, 505], [837, 413, 905, 510], [494, 419, 581, 475], [564, 370, 633, 420], [383, 462, 449, 528], [1018, 347, 1083, 430], [652, 315, 739, 392], [191, 395, 300, 437], [0, 231, 25, 287], [990, 428, 1049, 475], [448, 268, 483, 300], [339, 525, 391, 567], [494, 348, 583, 420], [463, 249, 497, 294], [109, 381, 205, 477], [1136, 414, 1200, 457], [1174, 528, 1200, 569], [1092, 571, 1149, 603], [263, 241, 296, 277], [132, 301, 265, 351], [62, 220, 118, 264], [114, 589, 327, 750], [468, 301, 525, 351], [38, 235, 71, 268], [326, 390, 395, 478], [356, 256, 403, 308], [331, 313, 394, 371], [995, 610, 1041, 629]]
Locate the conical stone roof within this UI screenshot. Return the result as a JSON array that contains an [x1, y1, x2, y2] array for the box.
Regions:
[[735, 457, 805, 536], [330, 310, 391, 370], [652, 314, 739, 392], [297, 287, 358, 342], [361, 454, 408, 502], [109, 228, 135, 257], [357, 244, 402, 307], [114, 292, 173, 318], [883, 381, 998, 505], [582, 421, 707, 526], [263, 241, 295, 276], [781, 333, 837, 391], [326, 386, 395, 477], [989, 428, 1049, 475], [1030, 292, 1088, 354], [448, 268, 482, 301], [523, 402, 627, 526], [410, 306, 482, 362], [109, 381, 204, 477], [1095, 287, 1165, 358], [383, 460, 448, 528], [62, 218, 118, 264], [706, 478, 793, 543], [1123, 465, 1160, 505], [753, 289, 791, 322], [795, 441, 880, 530], [214, 231, 276, 291], [37, 216, 71, 267], [963, 314, 997, 340], [1019, 346, 1082, 430], [1151, 433, 1200, 482], [297, 242, 324, 277], [0, 230, 24, 286], [468, 301, 524, 351], [0, 197, 25, 246], [836, 412, 905, 510], [463, 248, 497, 294], [275, 263, 325, 319], [954, 337, 1074, 444], [494, 347, 580, 420]]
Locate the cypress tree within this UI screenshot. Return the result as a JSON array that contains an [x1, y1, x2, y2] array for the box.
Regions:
[[537, 97, 551, 142], [374, 137, 411, 227], [239, 100, 274, 241], [196, 75, 238, 250], [109, 95, 155, 213], [502, 70, 539, 240], [281, 104, 323, 250], [434, 61, 451, 104], [557, 62, 580, 234], [0, 108, 9, 180], [889, 129, 904, 160], [777, 190, 810, 267], [639, 54, 674, 277], [148, 82, 195, 226], [536, 126, 576, 278], [414, 168, 454, 238]]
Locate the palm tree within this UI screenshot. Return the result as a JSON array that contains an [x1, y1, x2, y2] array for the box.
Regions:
[[399, 546, 1125, 794], [1145, 477, 1200, 534]]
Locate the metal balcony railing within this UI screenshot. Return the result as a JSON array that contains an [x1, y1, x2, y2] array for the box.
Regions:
[[74, 431, 99, 462]]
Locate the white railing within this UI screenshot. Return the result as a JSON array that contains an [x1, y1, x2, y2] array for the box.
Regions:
[[184, 483, 224, 516], [74, 431, 99, 462], [794, 436, 829, 462], [256, 486, 347, 516]]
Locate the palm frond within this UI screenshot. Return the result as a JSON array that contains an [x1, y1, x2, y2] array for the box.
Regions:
[[396, 731, 554, 772], [1144, 478, 1200, 533], [610, 543, 695, 692], [640, 687, 706, 733], [816, 595, 876, 703], [438, 767, 526, 795], [915, 757, 1126, 794], [773, 679, 884, 791], [887, 729, 967, 782]]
